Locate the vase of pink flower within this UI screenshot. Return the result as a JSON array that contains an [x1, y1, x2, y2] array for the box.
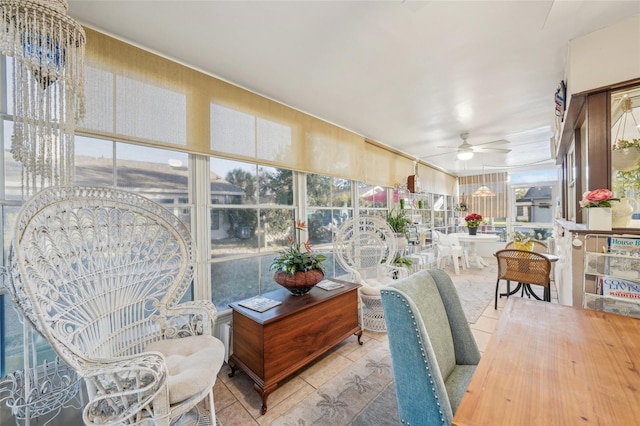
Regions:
[[580, 189, 618, 231]]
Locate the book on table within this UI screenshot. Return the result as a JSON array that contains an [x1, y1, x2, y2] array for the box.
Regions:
[[316, 280, 345, 291], [238, 296, 282, 313]]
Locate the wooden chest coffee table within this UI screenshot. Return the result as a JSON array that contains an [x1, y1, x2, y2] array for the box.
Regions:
[[228, 281, 362, 414]]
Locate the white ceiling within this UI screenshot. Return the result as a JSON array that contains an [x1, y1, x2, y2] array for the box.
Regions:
[[67, 0, 640, 177]]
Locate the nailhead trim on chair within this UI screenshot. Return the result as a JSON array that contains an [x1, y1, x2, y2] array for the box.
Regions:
[[382, 290, 448, 426]]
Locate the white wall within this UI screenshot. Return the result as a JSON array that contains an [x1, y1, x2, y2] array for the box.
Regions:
[[567, 15, 640, 96]]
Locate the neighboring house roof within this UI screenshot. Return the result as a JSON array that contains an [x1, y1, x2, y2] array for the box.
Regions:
[[517, 186, 553, 202], [5, 152, 244, 196]]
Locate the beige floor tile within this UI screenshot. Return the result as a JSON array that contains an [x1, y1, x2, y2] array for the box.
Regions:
[[342, 333, 388, 362], [250, 380, 316, 424], [297, 351, 353, 388], [216, 400, 258, 426], [472, 328, 493, 353], [213, 379, 238, 414], [480, 303, 501, 319], [470, 315, 499, 334]]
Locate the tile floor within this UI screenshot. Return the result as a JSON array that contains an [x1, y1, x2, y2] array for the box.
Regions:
[[212, 260, 559, 425]]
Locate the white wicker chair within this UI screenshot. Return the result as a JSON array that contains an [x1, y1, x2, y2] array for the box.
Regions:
[[6, 186, 225, 426], [334, 216, 407, 332]]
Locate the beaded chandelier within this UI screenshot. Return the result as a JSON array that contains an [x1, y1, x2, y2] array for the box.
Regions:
[[0, 0, 85, 196]]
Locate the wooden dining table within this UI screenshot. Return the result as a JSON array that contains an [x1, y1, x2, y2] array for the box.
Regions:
[[453, 297, 640, 425]]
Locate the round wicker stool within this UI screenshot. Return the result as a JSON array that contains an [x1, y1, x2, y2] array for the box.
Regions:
[[360, 293, 387, 332]]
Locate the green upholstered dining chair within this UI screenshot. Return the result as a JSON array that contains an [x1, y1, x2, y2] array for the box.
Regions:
[[380, 269, 480, 425]]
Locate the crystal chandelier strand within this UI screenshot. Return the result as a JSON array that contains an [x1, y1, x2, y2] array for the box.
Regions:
[[1, 0, 85, 196]]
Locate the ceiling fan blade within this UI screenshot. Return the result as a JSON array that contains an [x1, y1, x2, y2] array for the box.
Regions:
[[422, 150, 457, 159], [472, 147, 512, 153], [473, 138, 511, 147]]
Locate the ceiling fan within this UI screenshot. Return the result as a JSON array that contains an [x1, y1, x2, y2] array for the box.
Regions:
[[426, 132, 512, 160]]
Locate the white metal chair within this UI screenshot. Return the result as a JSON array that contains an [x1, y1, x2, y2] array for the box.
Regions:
[[433, 230, 469, 275], [334, 216, 407, 332], [6, 186, 225, 426]]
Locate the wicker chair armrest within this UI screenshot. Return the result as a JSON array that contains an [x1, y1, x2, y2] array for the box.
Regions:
[[82, 352, 167, 426], [163, 300, 219, 337]]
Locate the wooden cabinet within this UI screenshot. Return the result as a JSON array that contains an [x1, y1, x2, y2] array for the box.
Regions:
[[228, 282, 362, 414]]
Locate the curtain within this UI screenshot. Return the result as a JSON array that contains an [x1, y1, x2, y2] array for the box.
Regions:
[[458, 172, 509, 218], [79, 27, 455, 191]]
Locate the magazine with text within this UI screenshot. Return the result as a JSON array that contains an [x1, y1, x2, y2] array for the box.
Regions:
[[605, 236, 640, 278], [238, 296, 282, 313], [597, 275, 640, 298]]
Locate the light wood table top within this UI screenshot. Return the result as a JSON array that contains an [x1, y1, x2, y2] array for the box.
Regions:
[[453, 297, 640, 425]]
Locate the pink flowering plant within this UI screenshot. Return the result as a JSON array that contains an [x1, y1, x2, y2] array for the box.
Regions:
[[270, 220, 326, 275], [579, 189, 619, 208], [464, 212, 483, 227]]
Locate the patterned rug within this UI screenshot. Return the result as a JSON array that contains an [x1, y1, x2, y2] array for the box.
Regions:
[[270, 340, 394, 426], [450, 263, 498, 323], [266, 267, 495, 425]]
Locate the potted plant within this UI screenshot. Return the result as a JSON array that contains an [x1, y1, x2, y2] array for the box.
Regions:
[[387, 208, 411, 235], [464, 212, 482, 235], [579, 188, 618, 231], [454, 203, 468, 213], [387, 208, 412, 249], [381, 254, 413, 279], [270, 220, 327, 295], [510, 230, 536, 251], [612, 138, 640, 172]]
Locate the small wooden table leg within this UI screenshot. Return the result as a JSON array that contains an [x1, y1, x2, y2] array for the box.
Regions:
[[355, 328, 363, 345], [254, 382, 277, 415], [228, 360, 238, 377]]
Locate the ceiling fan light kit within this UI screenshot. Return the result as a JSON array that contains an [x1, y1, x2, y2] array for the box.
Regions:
[[457, 151, 474, 161], [433, 132, 512, 162]]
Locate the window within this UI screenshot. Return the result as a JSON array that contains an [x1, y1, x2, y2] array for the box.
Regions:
[[209, 157, 295, 310], [359, 182, 389, 217], [510, 169, 559, 241], [306, 173, 352, 245]]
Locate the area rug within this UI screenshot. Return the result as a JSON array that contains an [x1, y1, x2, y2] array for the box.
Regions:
[[270, 341, 395, 426], [347, 268, 497, 425], [451, 272, 496, 323], [266, 266, 495, 425], [350, 381, 399, 426]]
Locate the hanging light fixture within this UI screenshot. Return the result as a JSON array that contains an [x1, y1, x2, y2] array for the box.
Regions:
[[472, 164, 496, 197], [1, 0, 86, 196], [457, 150, 474, 161]]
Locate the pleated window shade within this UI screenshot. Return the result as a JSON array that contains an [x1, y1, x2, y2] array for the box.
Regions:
[[78, 27, 455, 191], [458, 172, 509, 218]]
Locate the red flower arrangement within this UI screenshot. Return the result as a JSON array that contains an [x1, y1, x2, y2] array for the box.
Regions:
[[270, 220, 326, 275], [464, 212, 483, 227]]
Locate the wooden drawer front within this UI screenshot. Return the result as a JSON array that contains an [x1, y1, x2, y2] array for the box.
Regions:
[[262, 290, 358, 381], [232, 311, 265, 378]]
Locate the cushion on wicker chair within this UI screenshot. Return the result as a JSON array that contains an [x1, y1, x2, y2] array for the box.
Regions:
[[360, 276, 394, 295], [146, 335, 225, 404]]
